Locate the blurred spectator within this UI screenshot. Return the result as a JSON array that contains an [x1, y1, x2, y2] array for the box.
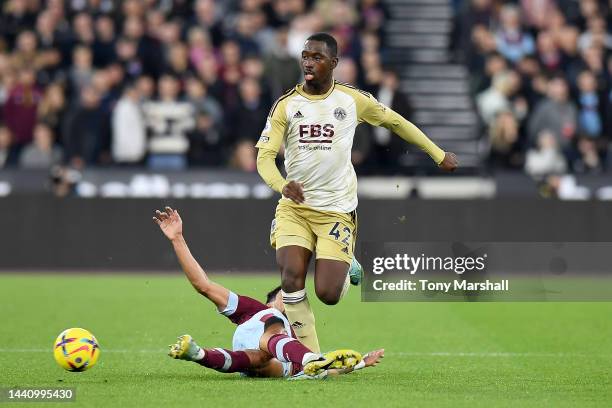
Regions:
[[536, 31, 562, 73], [528, 76, 577, 153], [218, 40, 243, 111], [187, 111, 225, 167], [576, 70, 603, 138], [578, 16, 612, 52], [164, 43, 191, 81], [228, 78, 268, 145], [115, 37, 143, 80], [495, 4, 535, 64], [63, 86, 107, 168], [358, 0, 389, 38], [489, 110, 520, 168], [10, 31, 38, 71], [71, 13, 95, 46], [263, 26, 302, 99], [335, 59, 359, 85], [93, 15, 117, 67], [476, 70, 521, 125], [37, 82, 66, 138], [232, 12, 261, 56], [369, 69, 413, 171], [525, 129, 567, 178], [111, 84, 146, 164], [467, 27, 502, 94], [186, 27, 215, 74], [3, 68, 42, 149], [185, 77, 223, 126], [0, 125, 18, 168], [142, 75, 195, 170], [136, 75, 155, 102], [574, 136, 602, 173], [241, 55, 271, 104], [454, 0, 495, 61], [287, 13, 321, 58], [190, 0, 224, 47], [229, 139, 256, 172], [19, 122, 62, 168], [520, 0, 557, 31], [0, 0, 37, 47], [69, 45, 94, 97]]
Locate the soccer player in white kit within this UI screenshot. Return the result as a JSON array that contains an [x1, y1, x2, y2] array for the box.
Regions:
[[256, 33, 459, 353], [153, 207, 383, 379]]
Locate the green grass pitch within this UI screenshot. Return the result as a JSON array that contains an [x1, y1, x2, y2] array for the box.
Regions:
[[1, 273, 611, 407]]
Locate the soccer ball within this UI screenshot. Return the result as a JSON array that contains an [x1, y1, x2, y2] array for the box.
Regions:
[[53, 328, 100, 372]]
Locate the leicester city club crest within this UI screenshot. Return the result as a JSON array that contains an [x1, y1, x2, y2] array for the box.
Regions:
[[334, 107, 347, 121]]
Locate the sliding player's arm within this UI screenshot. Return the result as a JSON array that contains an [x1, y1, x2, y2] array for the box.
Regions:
[[358, 92, 458, 171], [153, 207, 230, 310], [255, 94, 305, 203]]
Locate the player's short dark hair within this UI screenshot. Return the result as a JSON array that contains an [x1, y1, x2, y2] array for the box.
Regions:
[[263, 316, 286, 331], [306, 32, 338, 57], [266, 286, 282, 304]]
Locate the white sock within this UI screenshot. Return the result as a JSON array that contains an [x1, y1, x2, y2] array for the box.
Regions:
[[195, 347, 205, 360], [301, 352, 321, 366], [339, 272, 350, 299]]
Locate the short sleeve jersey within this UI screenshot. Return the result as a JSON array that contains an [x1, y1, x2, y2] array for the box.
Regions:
[[256, 81, 395, 213]]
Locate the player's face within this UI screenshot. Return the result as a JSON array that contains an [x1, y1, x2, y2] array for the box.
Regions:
[[301, 40, 337, 85], [271, 291, 285, 313]]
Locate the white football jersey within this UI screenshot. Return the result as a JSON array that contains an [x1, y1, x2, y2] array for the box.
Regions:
[[256, 81, 444, 213]]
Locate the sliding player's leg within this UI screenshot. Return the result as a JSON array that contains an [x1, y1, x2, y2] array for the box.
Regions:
[[259, 317, 362, 376], [168, 334, 271, 373]]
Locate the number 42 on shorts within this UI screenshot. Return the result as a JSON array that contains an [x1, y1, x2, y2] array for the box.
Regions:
[[328, 222, 351, 245]]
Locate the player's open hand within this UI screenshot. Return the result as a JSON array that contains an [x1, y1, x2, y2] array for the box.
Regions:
[[363, 348, 384, 367], [282, 180, 305, 204], [153, 206, 183, 241], [439, 152, 458, 172]]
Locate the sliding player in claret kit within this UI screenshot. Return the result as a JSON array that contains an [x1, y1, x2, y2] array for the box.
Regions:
[[256, 32, 459, 352], [153, 207, 384, 379]]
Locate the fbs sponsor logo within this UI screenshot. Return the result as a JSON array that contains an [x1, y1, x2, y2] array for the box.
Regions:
[[258, 135, 270, 144], [291, 321, 305, 330], [298, 124, 335, 143]]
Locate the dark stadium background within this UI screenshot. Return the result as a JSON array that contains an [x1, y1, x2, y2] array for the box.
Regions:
[[0, 0, 610, 265]]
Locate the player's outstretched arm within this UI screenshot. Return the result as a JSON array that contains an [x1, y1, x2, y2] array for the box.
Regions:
[[153, 206, 230, 310], [383, 110, 458, 172], [354, 89, 458, 172]]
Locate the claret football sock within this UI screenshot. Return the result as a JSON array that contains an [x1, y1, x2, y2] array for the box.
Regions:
[[282, 289, 320, 353], [266, 333, 318, 366], [197, 348, 251, 373]]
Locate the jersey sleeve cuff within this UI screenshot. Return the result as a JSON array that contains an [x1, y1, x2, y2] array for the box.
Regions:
[[218, 291, 239, 316]]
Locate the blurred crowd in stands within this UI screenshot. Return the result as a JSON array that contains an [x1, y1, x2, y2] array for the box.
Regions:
[[454, 0, 612, 178], [0, 0, 392, 172]]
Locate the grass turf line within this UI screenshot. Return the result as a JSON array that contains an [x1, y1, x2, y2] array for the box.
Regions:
[[0, 274, 611, 408]]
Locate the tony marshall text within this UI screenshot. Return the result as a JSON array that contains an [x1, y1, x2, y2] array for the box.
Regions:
[[372, 279, 509, 292]]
